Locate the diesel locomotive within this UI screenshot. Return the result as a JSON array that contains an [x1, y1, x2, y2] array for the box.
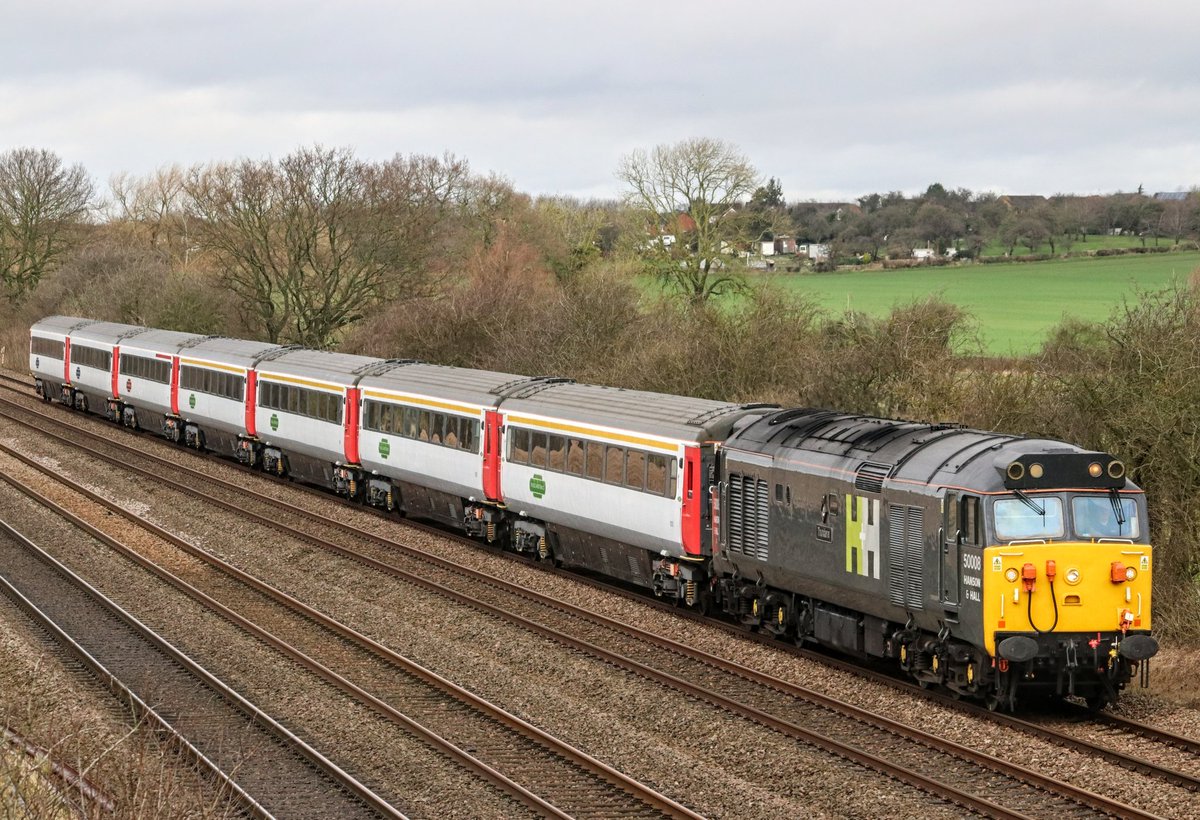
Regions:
[[28, 316, 1158, 710]]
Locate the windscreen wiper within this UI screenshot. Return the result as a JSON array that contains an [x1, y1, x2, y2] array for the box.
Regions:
[[1108, 488, 1127, 526], [1014, 489, 1045, 516]]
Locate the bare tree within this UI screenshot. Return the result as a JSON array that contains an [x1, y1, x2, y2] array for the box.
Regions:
[[108, 165, 194, 265], [617, 137, 760, 301], [185, 146, 469, 347], [0, 148, 94, 301]]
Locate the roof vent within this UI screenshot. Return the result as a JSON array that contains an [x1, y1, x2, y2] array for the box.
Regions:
[[854, 462, 892, 493]]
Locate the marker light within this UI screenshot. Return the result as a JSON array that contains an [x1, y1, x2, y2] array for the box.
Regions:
[[1088, 462, 1104, 478], [1125, 566, 1137, 581], [1029, 463, 1044, 479], [1005, 567, 1019, 583], [1065, 568, 1081, 585]]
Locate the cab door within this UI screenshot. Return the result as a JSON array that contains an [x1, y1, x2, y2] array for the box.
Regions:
[[941, 492, 961, 608]]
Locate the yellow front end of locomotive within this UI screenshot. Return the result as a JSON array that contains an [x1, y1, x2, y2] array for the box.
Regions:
[[982, 542, 1152, 657]]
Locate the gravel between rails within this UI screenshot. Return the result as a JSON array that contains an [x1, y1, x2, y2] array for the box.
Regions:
[[0, 595, 239, 819], [0, 451, 531, 820], [5, 392, 1200, 816]]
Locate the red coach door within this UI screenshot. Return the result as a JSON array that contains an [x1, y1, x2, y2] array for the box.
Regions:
[[343, 387, 361, 465], [681, 446, 703, 556], [63, 337, 72, 384], [170, 356, 181, 415], [111, 346, 121, 398], [482, 410, 503, 501], [244, 370, 258, 436]]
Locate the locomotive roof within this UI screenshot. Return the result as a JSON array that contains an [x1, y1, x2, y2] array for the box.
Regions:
[[501, 381, 775, 444], [359, 362, 530, 409], [31, 315, 103, 337], [179, 337, 284, 369], [254, 347, 386, 386], [727, 409, 1133, 494]]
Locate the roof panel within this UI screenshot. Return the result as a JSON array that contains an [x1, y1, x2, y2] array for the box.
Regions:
[[361, 363, 527, 408], [502, 382, 771, 442]]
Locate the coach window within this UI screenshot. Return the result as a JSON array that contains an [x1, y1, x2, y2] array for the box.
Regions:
[[548, 435, 566, 471], [414, 410, 429, 441], [529, 432, 548, 468], [585, 441, 604, 479], [509, 428, 530, 463], [625, 449, 646, 491], [444, 417, 460, 448], [431, 413, 445, 444], [604, 445, 625, 485], [566, 439, 585, 476], [646, 453, 669, 496], [461, 419, 478, 452]]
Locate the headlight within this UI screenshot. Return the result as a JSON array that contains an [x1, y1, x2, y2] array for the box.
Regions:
[[1065, 568, 1081, 585], [1005, 567, 1019, 583], [1125, 566, 1137, 581]]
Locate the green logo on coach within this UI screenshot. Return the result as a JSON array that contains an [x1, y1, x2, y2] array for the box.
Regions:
[[189, 393, 196, 409], [270, 413, 279, 431], [530, 474, 546, 499], [379, 438, 390, 459]]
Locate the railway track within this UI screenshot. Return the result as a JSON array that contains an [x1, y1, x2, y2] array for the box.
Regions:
[[0, 377, 1187, 817], [0, 516, 401, 820], [0, 442, 697, 818]]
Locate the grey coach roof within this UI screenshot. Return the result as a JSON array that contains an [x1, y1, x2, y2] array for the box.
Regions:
[[502, 381, 774, 443], [31, 315, 102, 336], [180, 337, 284, 369], [121, 328, 211, 353], [255, 347, 385, 386], [69, 321, 151, 346], [360, 363, 530, 409]]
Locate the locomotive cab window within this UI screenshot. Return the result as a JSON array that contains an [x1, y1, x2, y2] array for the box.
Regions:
[[1072, 496, 1140, 539], [993, 496, 1064, 541]]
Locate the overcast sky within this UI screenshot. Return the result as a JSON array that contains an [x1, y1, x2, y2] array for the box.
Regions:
[[4, 1, 1199, 203]]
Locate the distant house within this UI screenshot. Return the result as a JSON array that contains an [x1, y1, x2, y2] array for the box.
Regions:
[[759, 240, 776, 256], [912, 248, 936, 260], [797, 243, 829, 261], [1153, 191, 1190, 202], [774, 236, 797, 255]]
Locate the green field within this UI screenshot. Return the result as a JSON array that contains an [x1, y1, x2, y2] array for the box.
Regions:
[[979, 234, 1180, 257], [765, 252, 1200, 356]]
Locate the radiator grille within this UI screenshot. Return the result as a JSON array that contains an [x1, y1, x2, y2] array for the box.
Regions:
[[887, 504, 925, 610], [727, 473, 769, 561]]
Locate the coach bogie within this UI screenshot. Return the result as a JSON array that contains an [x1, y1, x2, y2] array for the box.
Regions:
[[512, 518, 550, 559], [263, 447, 287, 476], [365, 477, 399, 512], [332, 466, 362, 500], [651, 557, 705, 606], [121, 406, 139, 429], [464, 503, 504, 542], [183, 424, 205, 450], [235, 437, 261, 468]]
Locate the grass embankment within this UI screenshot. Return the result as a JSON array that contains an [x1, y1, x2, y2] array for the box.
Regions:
[[762, 252, 1200, 355]]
